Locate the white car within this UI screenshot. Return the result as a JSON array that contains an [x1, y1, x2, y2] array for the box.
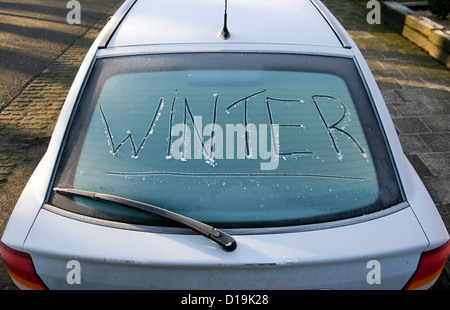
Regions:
[[1, 0, 449, 290]]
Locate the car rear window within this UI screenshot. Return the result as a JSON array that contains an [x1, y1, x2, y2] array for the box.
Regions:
[[50, 53, 403, 228]]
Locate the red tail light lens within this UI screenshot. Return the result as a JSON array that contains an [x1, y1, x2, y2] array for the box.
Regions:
[[403, 240, 450, 290], [0, 242, 48, 290]]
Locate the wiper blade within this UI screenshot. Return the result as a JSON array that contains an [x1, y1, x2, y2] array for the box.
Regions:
[[53, 187, 237, 252]]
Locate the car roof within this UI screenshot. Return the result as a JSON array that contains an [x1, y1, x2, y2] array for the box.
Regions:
[[105, 0, 345, 49]]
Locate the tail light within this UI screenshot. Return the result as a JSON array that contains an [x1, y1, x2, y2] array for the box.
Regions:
[[0, 242, 48, 290], [403, 240, 450, 290]]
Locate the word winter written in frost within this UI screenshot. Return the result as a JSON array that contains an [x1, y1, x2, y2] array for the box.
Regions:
[[100, 90, 365, 171]]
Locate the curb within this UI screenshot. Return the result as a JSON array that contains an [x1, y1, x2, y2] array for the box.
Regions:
[[381, 1, 450, 68]]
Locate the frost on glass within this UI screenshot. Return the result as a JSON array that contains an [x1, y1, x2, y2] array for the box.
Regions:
[[72, 70, 378, 225]]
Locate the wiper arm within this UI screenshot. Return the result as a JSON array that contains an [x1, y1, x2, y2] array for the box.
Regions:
[[53, 187, 237, 252]]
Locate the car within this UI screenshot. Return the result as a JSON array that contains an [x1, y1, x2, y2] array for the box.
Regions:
[[1, 0, 449, 290]]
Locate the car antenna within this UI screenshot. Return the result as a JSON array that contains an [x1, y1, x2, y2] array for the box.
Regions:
[[220, 0, 230, 40]]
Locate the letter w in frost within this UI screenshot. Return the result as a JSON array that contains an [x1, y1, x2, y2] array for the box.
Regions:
[[100, 99, 164, 158]]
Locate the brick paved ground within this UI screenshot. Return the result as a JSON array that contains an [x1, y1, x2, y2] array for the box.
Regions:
[[0, 0, 127, 110], [0, 0, 448, 290]]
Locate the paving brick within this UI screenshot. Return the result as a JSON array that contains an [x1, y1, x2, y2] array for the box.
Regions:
[[420, 153, 450, 177], [406, 154, 433, 177], [420, 132, 450, 152], [391, 100, 431, 116], [394, 88, 428, 102], [394, 117, 432, 134], [374, 77, 404, 91], [437, 203, 450, 234], [422, 87, 450, 100], [421, 115, 450, 132], [423, 177, 450, 205], [399, 134, 432, 154], [381, 89, 403, 103]]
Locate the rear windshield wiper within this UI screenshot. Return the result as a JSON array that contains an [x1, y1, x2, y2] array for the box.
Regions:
[[53, 187, 237, 252]]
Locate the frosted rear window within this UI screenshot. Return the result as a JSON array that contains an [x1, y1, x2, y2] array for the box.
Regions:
[[51, 53, 403, 228]]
